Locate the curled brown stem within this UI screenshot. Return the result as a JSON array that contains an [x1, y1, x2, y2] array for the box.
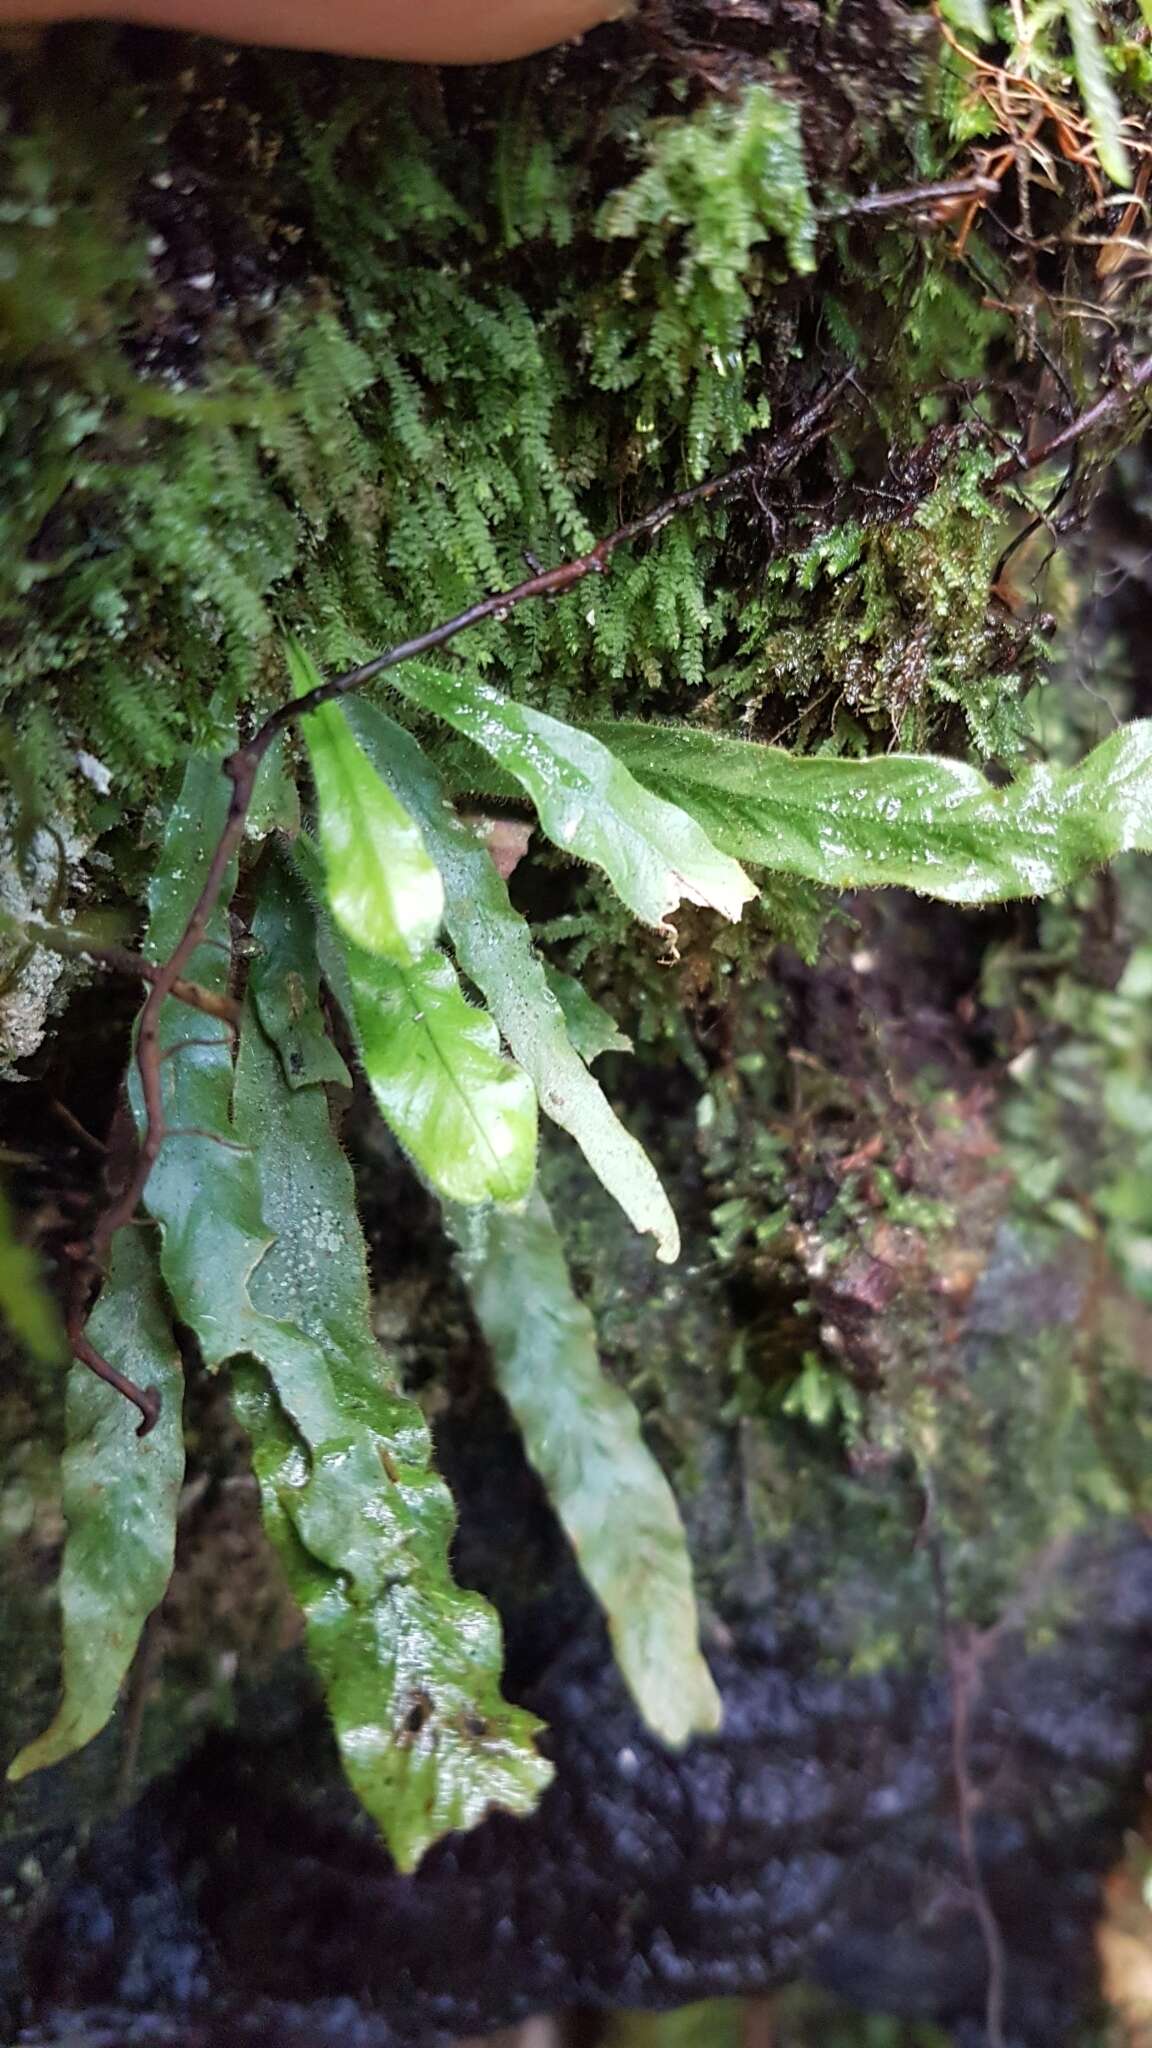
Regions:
[[66, 1262, 160, 1437]]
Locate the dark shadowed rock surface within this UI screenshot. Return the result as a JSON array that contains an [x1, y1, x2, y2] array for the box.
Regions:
[[7, 1521, 1152, 2047], [7, 881, 1152, 2048]]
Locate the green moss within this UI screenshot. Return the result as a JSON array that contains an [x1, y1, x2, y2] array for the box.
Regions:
[[980, 862, 1152, 1529], [713, 439, 1039, 755], [0, 44, 810, 827], [591, 80, 814, 477], [0, 13, 1063, 866]]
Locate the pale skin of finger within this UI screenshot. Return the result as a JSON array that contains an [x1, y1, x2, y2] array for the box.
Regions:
[[0, 0, 627, 58]]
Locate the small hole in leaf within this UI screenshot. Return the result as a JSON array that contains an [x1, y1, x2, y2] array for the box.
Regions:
[[401, 1690, 433, 1736]]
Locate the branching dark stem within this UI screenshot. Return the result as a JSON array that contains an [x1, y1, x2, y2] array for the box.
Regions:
[[987, 355, 1152, 594], [818, 174, 999, 221], [989, 351, 1152, 484], [68, 1294, 161, 1438], [81, 430, 791, 1268], [24, 920, 240, 1025], [257, 373, 855, 740], [63, 356, 1152, 1429], [945, 1631, 1007, 2048]]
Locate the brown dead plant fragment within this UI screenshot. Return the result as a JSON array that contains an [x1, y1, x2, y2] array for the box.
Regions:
[[934, 3, 1150, 266]]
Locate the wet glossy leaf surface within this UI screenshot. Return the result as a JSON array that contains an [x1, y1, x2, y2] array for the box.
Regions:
[[540, 965, 632, 1064], [288, 640, 443, 965], [341, 939, 537, 1208], [454, 1188, 722, 1747], [130, 764, 548, 1865], [8, 1230, 184, 1780], [250, 856, 352, 1092], [246, 731, 302, 843], [597, 718, 1152, 905], [234, 955, 550, 1867], [1065, 0, 1130, 186], [387, 662, 756, 932], [345, 703, 677, 1259], [293, 827, 537, 1208]]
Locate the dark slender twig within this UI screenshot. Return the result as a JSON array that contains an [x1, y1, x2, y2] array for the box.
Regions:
[[987, 354, 1152, 595], [989, 351, 1152, 486], [84, 434, 780, 1254], [946, 1631, 1008, 2048], [818, 174, 1000, 221], [117, 1606, 164, 1802], [925, 1525, 1078, 2048], [67, 1282, 160, 1437], [22, 920, 240, 1025], [62, 356, 1152, 1430], [51, 1100, 108, 1156], [257, 373, 855, 740]]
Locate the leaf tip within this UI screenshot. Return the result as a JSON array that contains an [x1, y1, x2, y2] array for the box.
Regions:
[[727, 864, 761, 920], [6, 1728, 61, 1783], [675, 856, 758, 927], [642, 1664, 724, 1749], [674, 1674, 724, 1746], [650, 1199, 681, 1263]]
